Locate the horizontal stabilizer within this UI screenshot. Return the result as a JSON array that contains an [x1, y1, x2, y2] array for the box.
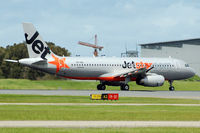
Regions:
[[4, 59, 18, 63]]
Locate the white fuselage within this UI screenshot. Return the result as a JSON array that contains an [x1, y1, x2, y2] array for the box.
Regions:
[[20, 56, 195, 81]]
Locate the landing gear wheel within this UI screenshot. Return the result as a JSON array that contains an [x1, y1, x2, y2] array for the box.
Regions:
[[169, 86, 175, 91], [168, 80, 175, 91], [97, 84, 106, 90], [120, 84, 129, 91]]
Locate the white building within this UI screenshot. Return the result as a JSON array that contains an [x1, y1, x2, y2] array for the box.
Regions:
[[140, 38, 200, 76]]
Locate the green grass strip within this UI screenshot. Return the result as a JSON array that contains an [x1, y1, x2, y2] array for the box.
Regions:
[[0, 105, 199, 120]]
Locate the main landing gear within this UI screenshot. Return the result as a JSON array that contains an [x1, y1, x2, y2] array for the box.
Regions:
[[97, 81, 130, 91], [120, 84, 129, 91], [97, 84, 106, 90], [168, 80, 175, 91]]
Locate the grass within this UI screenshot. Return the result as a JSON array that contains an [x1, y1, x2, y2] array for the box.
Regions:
[[0, 79, 200, 91], [0, 94, 199, 104], [0, 128, 200, 133], [0, 105, 199, 120], [185, 75, 200, 81], [0, 79, 199, 132], [0, 95, 199, 132], [0, 94, 199, 121]]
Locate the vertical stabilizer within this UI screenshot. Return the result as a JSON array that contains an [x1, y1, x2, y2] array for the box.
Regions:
[[22, 23, 52, 59]]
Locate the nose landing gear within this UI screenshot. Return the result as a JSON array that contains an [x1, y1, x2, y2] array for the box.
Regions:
[[168, 80, 175, 91]]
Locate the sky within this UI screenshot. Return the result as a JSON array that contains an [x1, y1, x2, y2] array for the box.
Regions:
[[1, 0, 200, 57]]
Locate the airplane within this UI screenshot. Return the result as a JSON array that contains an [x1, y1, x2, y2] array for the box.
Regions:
[[5, 23, 195, 91]]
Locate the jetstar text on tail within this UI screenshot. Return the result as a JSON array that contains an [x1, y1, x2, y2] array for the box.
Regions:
[[25, 31, 51, 60], [122, 61, 152, 69]]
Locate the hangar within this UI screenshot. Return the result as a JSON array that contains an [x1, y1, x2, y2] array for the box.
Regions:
[[140, 38, 200, 76]]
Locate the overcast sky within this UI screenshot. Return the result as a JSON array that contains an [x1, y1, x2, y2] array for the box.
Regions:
[[1, 0, 200, 57]]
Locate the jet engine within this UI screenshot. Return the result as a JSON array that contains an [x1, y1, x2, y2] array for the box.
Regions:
[[136, 74, 165, 87]]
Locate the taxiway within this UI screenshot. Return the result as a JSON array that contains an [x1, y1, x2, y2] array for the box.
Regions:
[[0, 121, 199, 128], [0, 89, 200, 99]]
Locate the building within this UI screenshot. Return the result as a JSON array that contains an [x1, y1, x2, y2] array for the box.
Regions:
[[121, 50, 139, 57], [140, 38, 200, 76]]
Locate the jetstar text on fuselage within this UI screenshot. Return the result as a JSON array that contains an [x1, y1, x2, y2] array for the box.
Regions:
[[122, 61, 152, 69]]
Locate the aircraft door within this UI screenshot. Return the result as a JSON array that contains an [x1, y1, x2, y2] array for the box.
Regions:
[[175, 60, 181, 70]]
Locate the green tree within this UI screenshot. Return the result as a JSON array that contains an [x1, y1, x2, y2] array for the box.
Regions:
[[0, 47, 6, 78], [48, 42, 71, 56]]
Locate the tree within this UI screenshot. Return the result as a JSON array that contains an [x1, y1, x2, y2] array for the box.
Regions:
[[0, 47, 6, 78], [48, 42, 71, 56]]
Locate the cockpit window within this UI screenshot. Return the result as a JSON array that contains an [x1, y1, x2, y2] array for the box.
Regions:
[[185, 64, 189, 67]]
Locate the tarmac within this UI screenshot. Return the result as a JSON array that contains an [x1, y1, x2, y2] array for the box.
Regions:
[[0, 89, 200, 99], [0, 121, 199, 128]]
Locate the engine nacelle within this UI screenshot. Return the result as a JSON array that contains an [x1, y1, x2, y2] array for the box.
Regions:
[[136, 74, 165, 87]]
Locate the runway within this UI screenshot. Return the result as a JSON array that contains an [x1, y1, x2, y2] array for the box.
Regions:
[[0, 121, 199, 128], [0, 89, 200, 99]]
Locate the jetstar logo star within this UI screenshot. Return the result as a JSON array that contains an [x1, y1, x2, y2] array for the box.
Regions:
[[48, 54, 70, 73]]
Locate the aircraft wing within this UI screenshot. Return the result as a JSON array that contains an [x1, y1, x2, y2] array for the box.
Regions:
[[100, 67, 154, 78]]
